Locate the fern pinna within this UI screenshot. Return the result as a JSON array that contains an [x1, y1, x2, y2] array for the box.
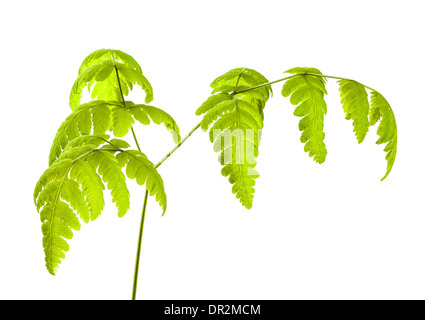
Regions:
[[34, 49, 397, 299], [34, 49, 180, 275], [196, 68, 272, 209]]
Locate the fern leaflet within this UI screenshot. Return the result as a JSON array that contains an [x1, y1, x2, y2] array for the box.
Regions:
[[281, 67, 328, 164], [338, 80, 370, 143], [196, 68, 271, 208]]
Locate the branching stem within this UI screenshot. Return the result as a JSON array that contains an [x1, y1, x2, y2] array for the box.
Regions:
[[126, 66, 380, 300], [131, 120, 202, 300], [155, 121, 202, 169]]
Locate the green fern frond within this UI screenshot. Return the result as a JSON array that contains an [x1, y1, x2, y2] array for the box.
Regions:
[[196, 68, 271, 209], [281, 67, 328, 164], [70, 49, 153, 110], [49, 100, 180, 165], [35, 135, 167, 274], [369, 91, 397, 180], [338, 80, 370, 143]]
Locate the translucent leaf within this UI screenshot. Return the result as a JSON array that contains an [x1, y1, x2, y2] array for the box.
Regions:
[[282, 67, 328, 164], [197, 68, 269, 208]]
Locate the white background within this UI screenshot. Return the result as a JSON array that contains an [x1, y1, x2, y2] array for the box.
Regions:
[[0, 0, 424, 300]]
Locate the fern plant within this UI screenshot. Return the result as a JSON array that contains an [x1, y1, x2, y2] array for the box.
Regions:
[[34, 49, 180, 276], [34, 49, 397, 299]]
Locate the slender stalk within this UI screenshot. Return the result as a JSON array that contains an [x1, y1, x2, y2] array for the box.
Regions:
[[233, 72, 379, 95], [110, 49, 127, 104], [131, 127, 142, 151], [131, 188, 149, 300], [110, 50, 144, 153], [131, 120, 202, 300], [306, 73, 379, 93], [155, 121, 202, 169], [233, 74, 296, 95]]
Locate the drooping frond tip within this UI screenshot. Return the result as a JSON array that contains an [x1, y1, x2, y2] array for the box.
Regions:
[[196, 68, 271, 209], [281, 67, 397, 180], [338, 80, 397, 180], [369, 91, 397, 180]]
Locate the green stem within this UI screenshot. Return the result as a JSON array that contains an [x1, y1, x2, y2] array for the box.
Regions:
[[110, 50, 143, 153], [155, 121, 202, 169], [131, 120, 203, 299], [130, 127, 142, 152], [131, 120, 202, 300], [110, 49, 127, 104], [306, 73, 379, 93], [232, 74, 296, 95], [131, 188, 149, 300], [233, 72, 379, 95]]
